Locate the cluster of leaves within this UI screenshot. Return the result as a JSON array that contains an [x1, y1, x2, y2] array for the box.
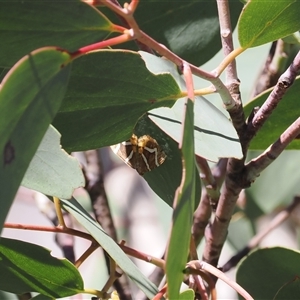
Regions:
[[1, 0, 300, 299]]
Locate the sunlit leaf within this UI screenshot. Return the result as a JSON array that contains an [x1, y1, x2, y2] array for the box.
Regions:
[[149, 97, 242, 162], [21, 125, 85, 199], [238, 0, 300, 48]]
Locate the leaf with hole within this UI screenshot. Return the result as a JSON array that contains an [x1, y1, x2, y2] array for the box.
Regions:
[[21, 125, 85, 199], [53, 50, 182, 151]]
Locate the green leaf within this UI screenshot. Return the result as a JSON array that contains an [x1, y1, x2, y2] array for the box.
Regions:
[[101, 0, 242, 66], [0, 0, 113, 67], [244, 76, 300, 150], [149, 97, 242, 162], [179, 289, 195, 300], [238, 0, 300, 48], [166, 99, 199, 299], [0, 47, 71, 231], [236, 247, 300, 299], [0, 238, 83, 298], [275, 277, 300, 299], [135, 115, 201, 208], [53, 50, 181, 151], [21, 125, 85, 199], [60, 198, 158, 298]]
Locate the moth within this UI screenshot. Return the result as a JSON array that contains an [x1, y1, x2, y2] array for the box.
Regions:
[[111, 134, 167, 175]]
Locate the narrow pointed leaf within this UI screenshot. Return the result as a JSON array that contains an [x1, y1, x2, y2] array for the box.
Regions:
[[60, 198, 158, 298], [166, 99, 199, 299]]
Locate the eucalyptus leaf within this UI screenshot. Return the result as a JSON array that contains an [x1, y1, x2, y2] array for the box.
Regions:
[[0, 47, 71, 231], [0, 0, 113, 67], [60, 198, 158, 298], [149, 97, 242, 162], [0, 238, 83, 298], [100, 0, 242, 65], [238, 0, 300, 48], [21, 125, 85, 199], [236, 247, 300, 299], [166, 99, 198, 299], [53, 50, 182, 151]]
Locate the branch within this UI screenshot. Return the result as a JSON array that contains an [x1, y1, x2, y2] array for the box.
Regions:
[[202, 164, 243, 267], [222, 196, 300, 272], [193, 159, 227, 246], [34, 193, 76, 263], [83, 149, 132, 300], [216, 0, 245, 138], [202, 0, 246, 268], [99, 0, 239, 111], [187, 261, 254, 300], [206, 116, 300, 268], [246, 49, 300, 142], [246, 117, 300, 182]]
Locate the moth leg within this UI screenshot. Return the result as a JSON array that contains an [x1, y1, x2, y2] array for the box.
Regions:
[[141, 153, 151, 171], [124, 150, 134, 164], [144, 146, 159, 167]]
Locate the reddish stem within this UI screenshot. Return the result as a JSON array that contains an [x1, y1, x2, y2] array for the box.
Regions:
[[71, 33, 133, 59]]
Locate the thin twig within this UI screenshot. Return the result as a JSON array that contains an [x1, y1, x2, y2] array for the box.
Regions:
[[83, 149, 132, 300], [246, 49, 300, 142], [193, 159, 227, 246], [53, 197, 66, 228], [75, 242, 99, 268], [222, 196, 300, 272], [4, 223, 95, 241], [246, 117, 300, 182], [251, 40, 293, 98], [99, 0, 239, 111], [196, 156, 217, 198], [216, 0, 245, 139], [35, 193, 76, 263], [198, 261, 253, 300]]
